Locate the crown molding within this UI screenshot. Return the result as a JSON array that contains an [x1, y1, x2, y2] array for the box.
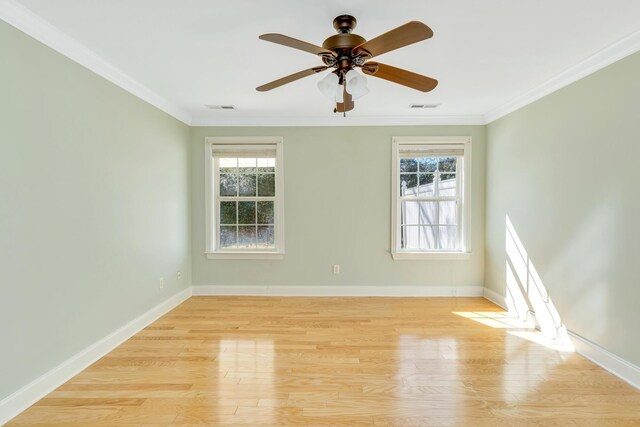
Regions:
[[191, 115, 487, 127], [0, 0, 192, 125], [484, 27, 640, 123]]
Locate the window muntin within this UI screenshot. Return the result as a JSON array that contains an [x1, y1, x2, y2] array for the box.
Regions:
[[392, 138, 470, 256]]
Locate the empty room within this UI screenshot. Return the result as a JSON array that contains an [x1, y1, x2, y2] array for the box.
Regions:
[[2, 0, 640, 425]]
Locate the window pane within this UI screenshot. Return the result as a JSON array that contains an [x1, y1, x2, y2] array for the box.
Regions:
[[257, 158, 275, 173], [257, 201, 274, 224], [238, 157, 257, 173], [439, 201, 457, 225], [418, 201, 437, 225], [419, 158, 437, 172], [400, 174, 418, 196], [419, 173, 435, 185], [238, 201, 256, 224], [220, 201, 236, 225], [220, 226, 237, 248], [438, 173, 457, 196], [419, 226, 437, 249], [258, 174, 275, 196], [400, 158, 417, 172], [418, 173, 435, 197], [402, 201, 437, 226], [402, 226, 420, 249], [439, 226, 458, 249], [219, 158, 237, 173], [402, 226, 438, 250], [438, 157, 457, 172], [401, 201, 419, 226], [257, 226, 275, 248], [238, 174, 257, 196], [219, 174, 238, 196], [238, 226, 256, 248]]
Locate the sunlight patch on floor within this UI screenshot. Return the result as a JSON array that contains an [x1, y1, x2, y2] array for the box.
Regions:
[[453, 311, 574, 352], [507, 329, 574, 352]]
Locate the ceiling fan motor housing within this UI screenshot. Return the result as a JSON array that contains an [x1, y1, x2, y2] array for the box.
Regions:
[[322, 33, 367, 51], [322, 15, 369, 71]]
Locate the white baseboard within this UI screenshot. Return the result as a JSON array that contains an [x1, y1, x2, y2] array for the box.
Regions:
[[0, 287, 192, 426], [483, 288, 507, 309], [568, 331, 640, 390], [192, 285, 484, 297]]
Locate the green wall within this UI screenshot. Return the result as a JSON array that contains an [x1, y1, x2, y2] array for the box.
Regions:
[[485, 51, 640, 365], [3, 5, 640, 409], [190, 126, 486, 288], [0, 21, 191, 400]]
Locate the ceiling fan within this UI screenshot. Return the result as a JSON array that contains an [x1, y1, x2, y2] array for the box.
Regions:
[[256, 15, 438, 114]]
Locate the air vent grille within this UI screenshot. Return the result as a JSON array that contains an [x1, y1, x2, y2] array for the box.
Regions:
[[205, 105, 236, 110], [409, 103, 440, 109]]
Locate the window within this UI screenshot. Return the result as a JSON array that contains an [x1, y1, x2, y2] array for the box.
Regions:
[[391, 137, 471, 260], [205, 137, 284, 259]]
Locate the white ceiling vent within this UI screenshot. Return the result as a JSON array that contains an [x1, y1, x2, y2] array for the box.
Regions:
[[409, 103, 440, 109], [205, 104, 236, 110]]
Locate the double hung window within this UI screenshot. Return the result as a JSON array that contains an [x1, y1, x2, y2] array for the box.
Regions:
[[391, 137, 471, 260], [205, 138, 284, 259]]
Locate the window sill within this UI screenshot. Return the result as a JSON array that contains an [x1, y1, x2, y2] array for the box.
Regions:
[[391, 251, 471, 261], [206, 251, 285, 260]]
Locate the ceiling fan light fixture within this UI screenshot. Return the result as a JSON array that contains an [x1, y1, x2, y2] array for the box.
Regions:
[[317, 72, 339, 100], [345, 69, 369, 100], [336, 83, 344, 103]]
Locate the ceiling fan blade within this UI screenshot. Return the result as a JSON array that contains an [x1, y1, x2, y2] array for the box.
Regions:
[[259, 33, 335, 57], [256, 66, 329, 92], [336, 84, 354, 113], [362, 62, 438, 92], [352, 21, 433, 58]]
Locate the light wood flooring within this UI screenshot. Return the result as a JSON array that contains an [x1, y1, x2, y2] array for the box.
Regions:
[[7, 296, 640, 426]]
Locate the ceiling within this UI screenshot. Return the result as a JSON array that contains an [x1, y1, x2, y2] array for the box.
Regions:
[[7, 0, 640, 125]]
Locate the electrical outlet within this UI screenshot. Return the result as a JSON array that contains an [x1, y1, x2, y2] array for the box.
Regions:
[[333, 264, 340, 274], [177, 271, 182, 280], [159, 278, 164, 289]]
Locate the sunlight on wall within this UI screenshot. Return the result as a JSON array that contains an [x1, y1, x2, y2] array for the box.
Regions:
[[505, 261, 533, 325], [505, 215, 572, 349]]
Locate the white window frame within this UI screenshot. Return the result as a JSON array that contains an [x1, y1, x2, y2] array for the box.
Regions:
[[205, 137, 285, 260], [391, 136, 472, 260]]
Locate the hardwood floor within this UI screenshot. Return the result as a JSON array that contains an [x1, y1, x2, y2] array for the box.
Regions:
[[7, 296, 640, 426]]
